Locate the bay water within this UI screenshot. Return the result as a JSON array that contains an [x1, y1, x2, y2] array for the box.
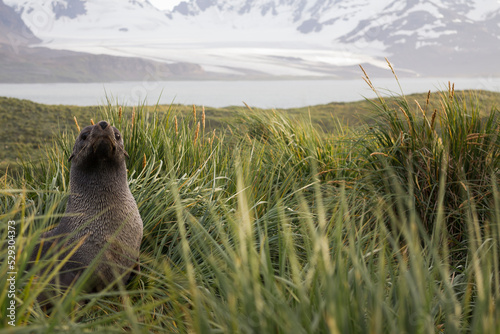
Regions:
[[1, 78, 499, 108]]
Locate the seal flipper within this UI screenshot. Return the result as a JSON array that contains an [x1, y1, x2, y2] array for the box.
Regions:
[[126, 260, 140, 285]]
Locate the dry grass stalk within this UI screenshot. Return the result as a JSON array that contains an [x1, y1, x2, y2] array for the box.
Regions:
[[466, 133, 488, 145], [425, 90, 431, 112], [399, 106, 413, 133], [243, 101, 254, 111], [448, 82, 455, 99], [193, 105, 197, 123], [370, 152, 389, 157], [194, 122, 200, 144], [415, 100, 425, 117], [360, 64, 388, 105], [430, 109, 438, 130], [174, 116, 178, 136], [241, 101, 253, 111], [90, 119, 95, 125], [74, 116, 81, 132], [119, 106, 122, 120], [132, 108, 136, 128], [359, 65, 374, 90], [202, 106, 206, 131], [142, 153, 147, 169], [415, 100, 431, 128], [385, 57, 397, 79], [209, 129, 218, 148]]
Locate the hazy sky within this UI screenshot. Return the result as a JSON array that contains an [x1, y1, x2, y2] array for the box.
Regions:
[[149, 0, 182, 11]]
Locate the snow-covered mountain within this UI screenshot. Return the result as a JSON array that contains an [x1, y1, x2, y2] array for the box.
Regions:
[[0, 0, 204, 83], [3, 0, 500, 78]]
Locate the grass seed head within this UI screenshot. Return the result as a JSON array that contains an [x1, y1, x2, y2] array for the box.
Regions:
[[194, 121, 200, 144], [399, 106, 413, 133], [359, 65, 374, 90], [385, 57, 397, 80], [74, 116, 81, 132], [430, 109, 437, 130]]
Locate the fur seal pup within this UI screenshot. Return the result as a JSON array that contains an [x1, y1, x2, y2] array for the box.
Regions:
[[31, 120, 143, 299]]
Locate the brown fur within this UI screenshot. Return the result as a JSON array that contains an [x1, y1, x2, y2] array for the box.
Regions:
[[30, 121, 143, 306]]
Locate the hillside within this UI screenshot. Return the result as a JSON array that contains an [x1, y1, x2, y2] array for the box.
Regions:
[[2, 83, 500, 332], [2, 89, 499, 172], [0, 44, 205, 83]]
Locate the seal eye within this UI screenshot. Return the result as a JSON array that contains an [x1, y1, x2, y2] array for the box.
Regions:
[[81, 133, 88, 141], [115, 132, 121, 140]]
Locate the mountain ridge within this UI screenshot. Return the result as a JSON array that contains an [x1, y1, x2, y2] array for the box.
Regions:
[[0, 0, 206, 82], [0, 0, 39, 46]]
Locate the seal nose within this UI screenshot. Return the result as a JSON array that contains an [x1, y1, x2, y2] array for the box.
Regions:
[[98, 121, 108, 130]]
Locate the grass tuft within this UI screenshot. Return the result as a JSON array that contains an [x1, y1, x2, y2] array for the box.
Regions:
[[2, 75, 500, 332]]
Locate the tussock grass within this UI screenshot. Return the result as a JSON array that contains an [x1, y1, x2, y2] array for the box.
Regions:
[[362, 69, 500, 245], [2, 72, 500, 332]]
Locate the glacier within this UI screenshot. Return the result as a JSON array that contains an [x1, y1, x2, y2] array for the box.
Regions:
[[4, 0, 500, 78]]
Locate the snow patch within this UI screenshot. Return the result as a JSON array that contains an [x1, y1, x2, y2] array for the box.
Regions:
[[467, 0, 500, 20]]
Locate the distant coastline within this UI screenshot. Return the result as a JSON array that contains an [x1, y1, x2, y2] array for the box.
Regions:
[[1, 78, 500, 109]]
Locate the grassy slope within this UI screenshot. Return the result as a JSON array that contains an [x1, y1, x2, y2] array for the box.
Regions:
[[2, 89, 499, 172], [2, 85, 500, 332]]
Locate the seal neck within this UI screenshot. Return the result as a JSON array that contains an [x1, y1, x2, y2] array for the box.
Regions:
[[69, 161, 130, 197]]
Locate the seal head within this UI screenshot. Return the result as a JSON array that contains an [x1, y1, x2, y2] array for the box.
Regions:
[[69, 120, 129, 168]]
